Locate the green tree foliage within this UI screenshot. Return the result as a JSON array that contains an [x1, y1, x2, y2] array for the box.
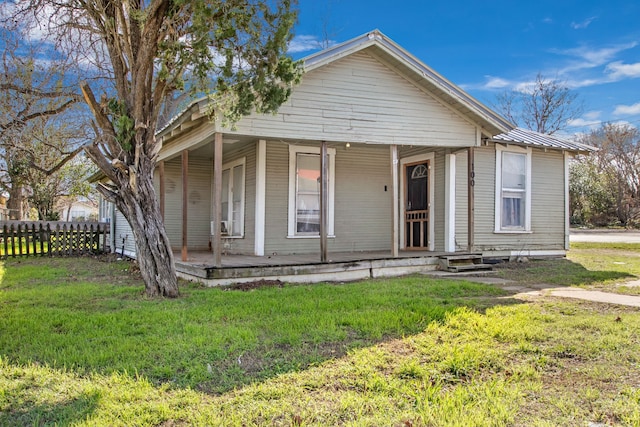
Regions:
[[7, 0, 302, 297], [572, 123, 640, 227], [569, 158, 616, 226]]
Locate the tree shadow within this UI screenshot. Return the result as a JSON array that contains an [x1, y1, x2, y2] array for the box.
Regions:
[[491, 257, 634, 288], [0, 387, 100, 426]]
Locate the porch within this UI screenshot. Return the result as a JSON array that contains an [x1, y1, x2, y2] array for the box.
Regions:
[[174, 250, 484, 286]]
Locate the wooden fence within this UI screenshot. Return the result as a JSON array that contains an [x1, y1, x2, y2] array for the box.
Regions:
[[0, 221, 110, 258]]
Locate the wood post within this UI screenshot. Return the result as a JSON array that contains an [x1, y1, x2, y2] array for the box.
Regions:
[[181, 150, 188, 261], [254, 140, 266, 256], [212, 133, 223, 267], [468, 147, 475, 252], [444, 153, 456, 252], [391, 145, 399, 257], [320, 140, 328, 262]]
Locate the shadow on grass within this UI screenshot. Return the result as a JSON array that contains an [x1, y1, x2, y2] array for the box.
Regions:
[[492, 258, 634, 288], [0, 257, 523, 399], [0, 387, 100, 426]]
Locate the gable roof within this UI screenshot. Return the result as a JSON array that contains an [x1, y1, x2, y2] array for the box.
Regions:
[[303, 30, 514, 136], [491, 127, 597, 153], [158, 29, 515, 141]]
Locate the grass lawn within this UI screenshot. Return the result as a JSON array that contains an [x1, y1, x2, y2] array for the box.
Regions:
[[494, 242, 640, 295], [1, 244, 639, 426]]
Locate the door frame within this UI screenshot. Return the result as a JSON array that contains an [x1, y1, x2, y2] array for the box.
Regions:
[[399, 152, 435, 251]]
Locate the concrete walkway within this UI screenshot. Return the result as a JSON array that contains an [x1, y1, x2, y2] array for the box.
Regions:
[[533, 288, 640, 307], [570, 228, 640, 244], [430, 272, 640, 308]]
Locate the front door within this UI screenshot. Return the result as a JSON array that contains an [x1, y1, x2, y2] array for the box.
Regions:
[[405, 161, 429, 249]]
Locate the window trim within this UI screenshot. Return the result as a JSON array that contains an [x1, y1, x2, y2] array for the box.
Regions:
[[287, 145, 336, 238], [217, 157, 246, 238], [494, 144, 532, 233]]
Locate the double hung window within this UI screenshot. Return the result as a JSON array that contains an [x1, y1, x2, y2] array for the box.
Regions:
[[287, 145, 335, 237], [495, 146, 531, 232]]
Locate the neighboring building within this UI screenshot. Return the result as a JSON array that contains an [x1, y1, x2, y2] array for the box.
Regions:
[[100, 30, 595, 283], [58, 199, 99, 222]]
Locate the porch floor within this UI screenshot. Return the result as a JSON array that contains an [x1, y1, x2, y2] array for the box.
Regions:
[[174, 250, 477, 286]]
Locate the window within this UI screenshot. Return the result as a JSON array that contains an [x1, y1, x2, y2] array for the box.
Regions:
[[295, 153, 321, 233], [220, 158, 245, 237], [288, 145, 335, 237], [495, 146, 531, 232]]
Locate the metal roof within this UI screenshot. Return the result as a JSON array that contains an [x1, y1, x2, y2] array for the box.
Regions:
[[491, 128, 597, 153]]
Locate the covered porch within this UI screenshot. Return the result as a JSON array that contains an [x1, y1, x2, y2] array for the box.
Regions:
[[174, 249, 487, 287]]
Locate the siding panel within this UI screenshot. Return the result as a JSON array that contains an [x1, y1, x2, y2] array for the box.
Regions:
[[162, 156, 211, 251], [228, 52, 477, 146], [473, 143, 566, 251], [264, 141, 392, 255], [113, 209, 136, 256]]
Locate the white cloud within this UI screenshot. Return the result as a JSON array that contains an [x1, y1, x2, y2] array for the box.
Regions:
[[583, 110, 602, 121], [553, 42, 638, 71], [606, 61, 640, 80], [613, 102, 640, 116], [482, 76, 511, 89], [288, 35, 335, 54], [542, 17, 553, 24], [571, 16, 597, 29], [566, 117, 602, 130], [563, 78, 602, 88]]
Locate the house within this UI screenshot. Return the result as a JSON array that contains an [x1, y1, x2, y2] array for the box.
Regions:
[[99, 30, 594, 285], [57, 199, 99, 222]]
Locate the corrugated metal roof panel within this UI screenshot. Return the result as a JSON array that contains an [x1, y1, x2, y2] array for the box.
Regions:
[[491, 128, 597, 153]]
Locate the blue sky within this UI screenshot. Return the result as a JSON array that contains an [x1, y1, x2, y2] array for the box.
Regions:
[[289, 0, 640, 136]]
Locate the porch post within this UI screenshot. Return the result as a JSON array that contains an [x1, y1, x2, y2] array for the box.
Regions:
[[467, 147, 475, 252], [444, 153, 456, 252], [181, 150, 188, 261], [254, 139, 267, 256], [320, 140, 328, 262], [212, 132, 223, 267], [391, 144, 399, 257], [158, 160, 165, 221], [564, 151, 570, 250]]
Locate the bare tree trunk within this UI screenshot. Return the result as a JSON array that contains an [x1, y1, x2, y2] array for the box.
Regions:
[[7, 185, 23, 220], [115, 171, 179, 298]]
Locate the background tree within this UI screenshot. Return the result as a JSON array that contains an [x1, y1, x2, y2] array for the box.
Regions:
[[495, 73, 583, 134], [7, 0, 302, 297], [569, 158, 616, 226], [573, 123, 640, 227], [19, 116, 96, 220], [0, 29, 82, 219]]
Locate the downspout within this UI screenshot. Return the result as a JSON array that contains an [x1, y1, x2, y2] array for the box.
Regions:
[[110, 202, 116, 253]]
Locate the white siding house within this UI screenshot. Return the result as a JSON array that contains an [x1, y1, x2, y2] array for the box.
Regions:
[[102, 30, 594, 283]]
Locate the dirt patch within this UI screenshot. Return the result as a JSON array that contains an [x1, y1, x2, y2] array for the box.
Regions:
[[223, 279, 285, 291]]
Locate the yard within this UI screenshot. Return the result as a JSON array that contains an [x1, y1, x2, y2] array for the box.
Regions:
[[1, 243, 639, 426]]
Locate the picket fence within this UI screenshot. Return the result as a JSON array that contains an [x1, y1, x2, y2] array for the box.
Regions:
[[0, 221, 110, 258]]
